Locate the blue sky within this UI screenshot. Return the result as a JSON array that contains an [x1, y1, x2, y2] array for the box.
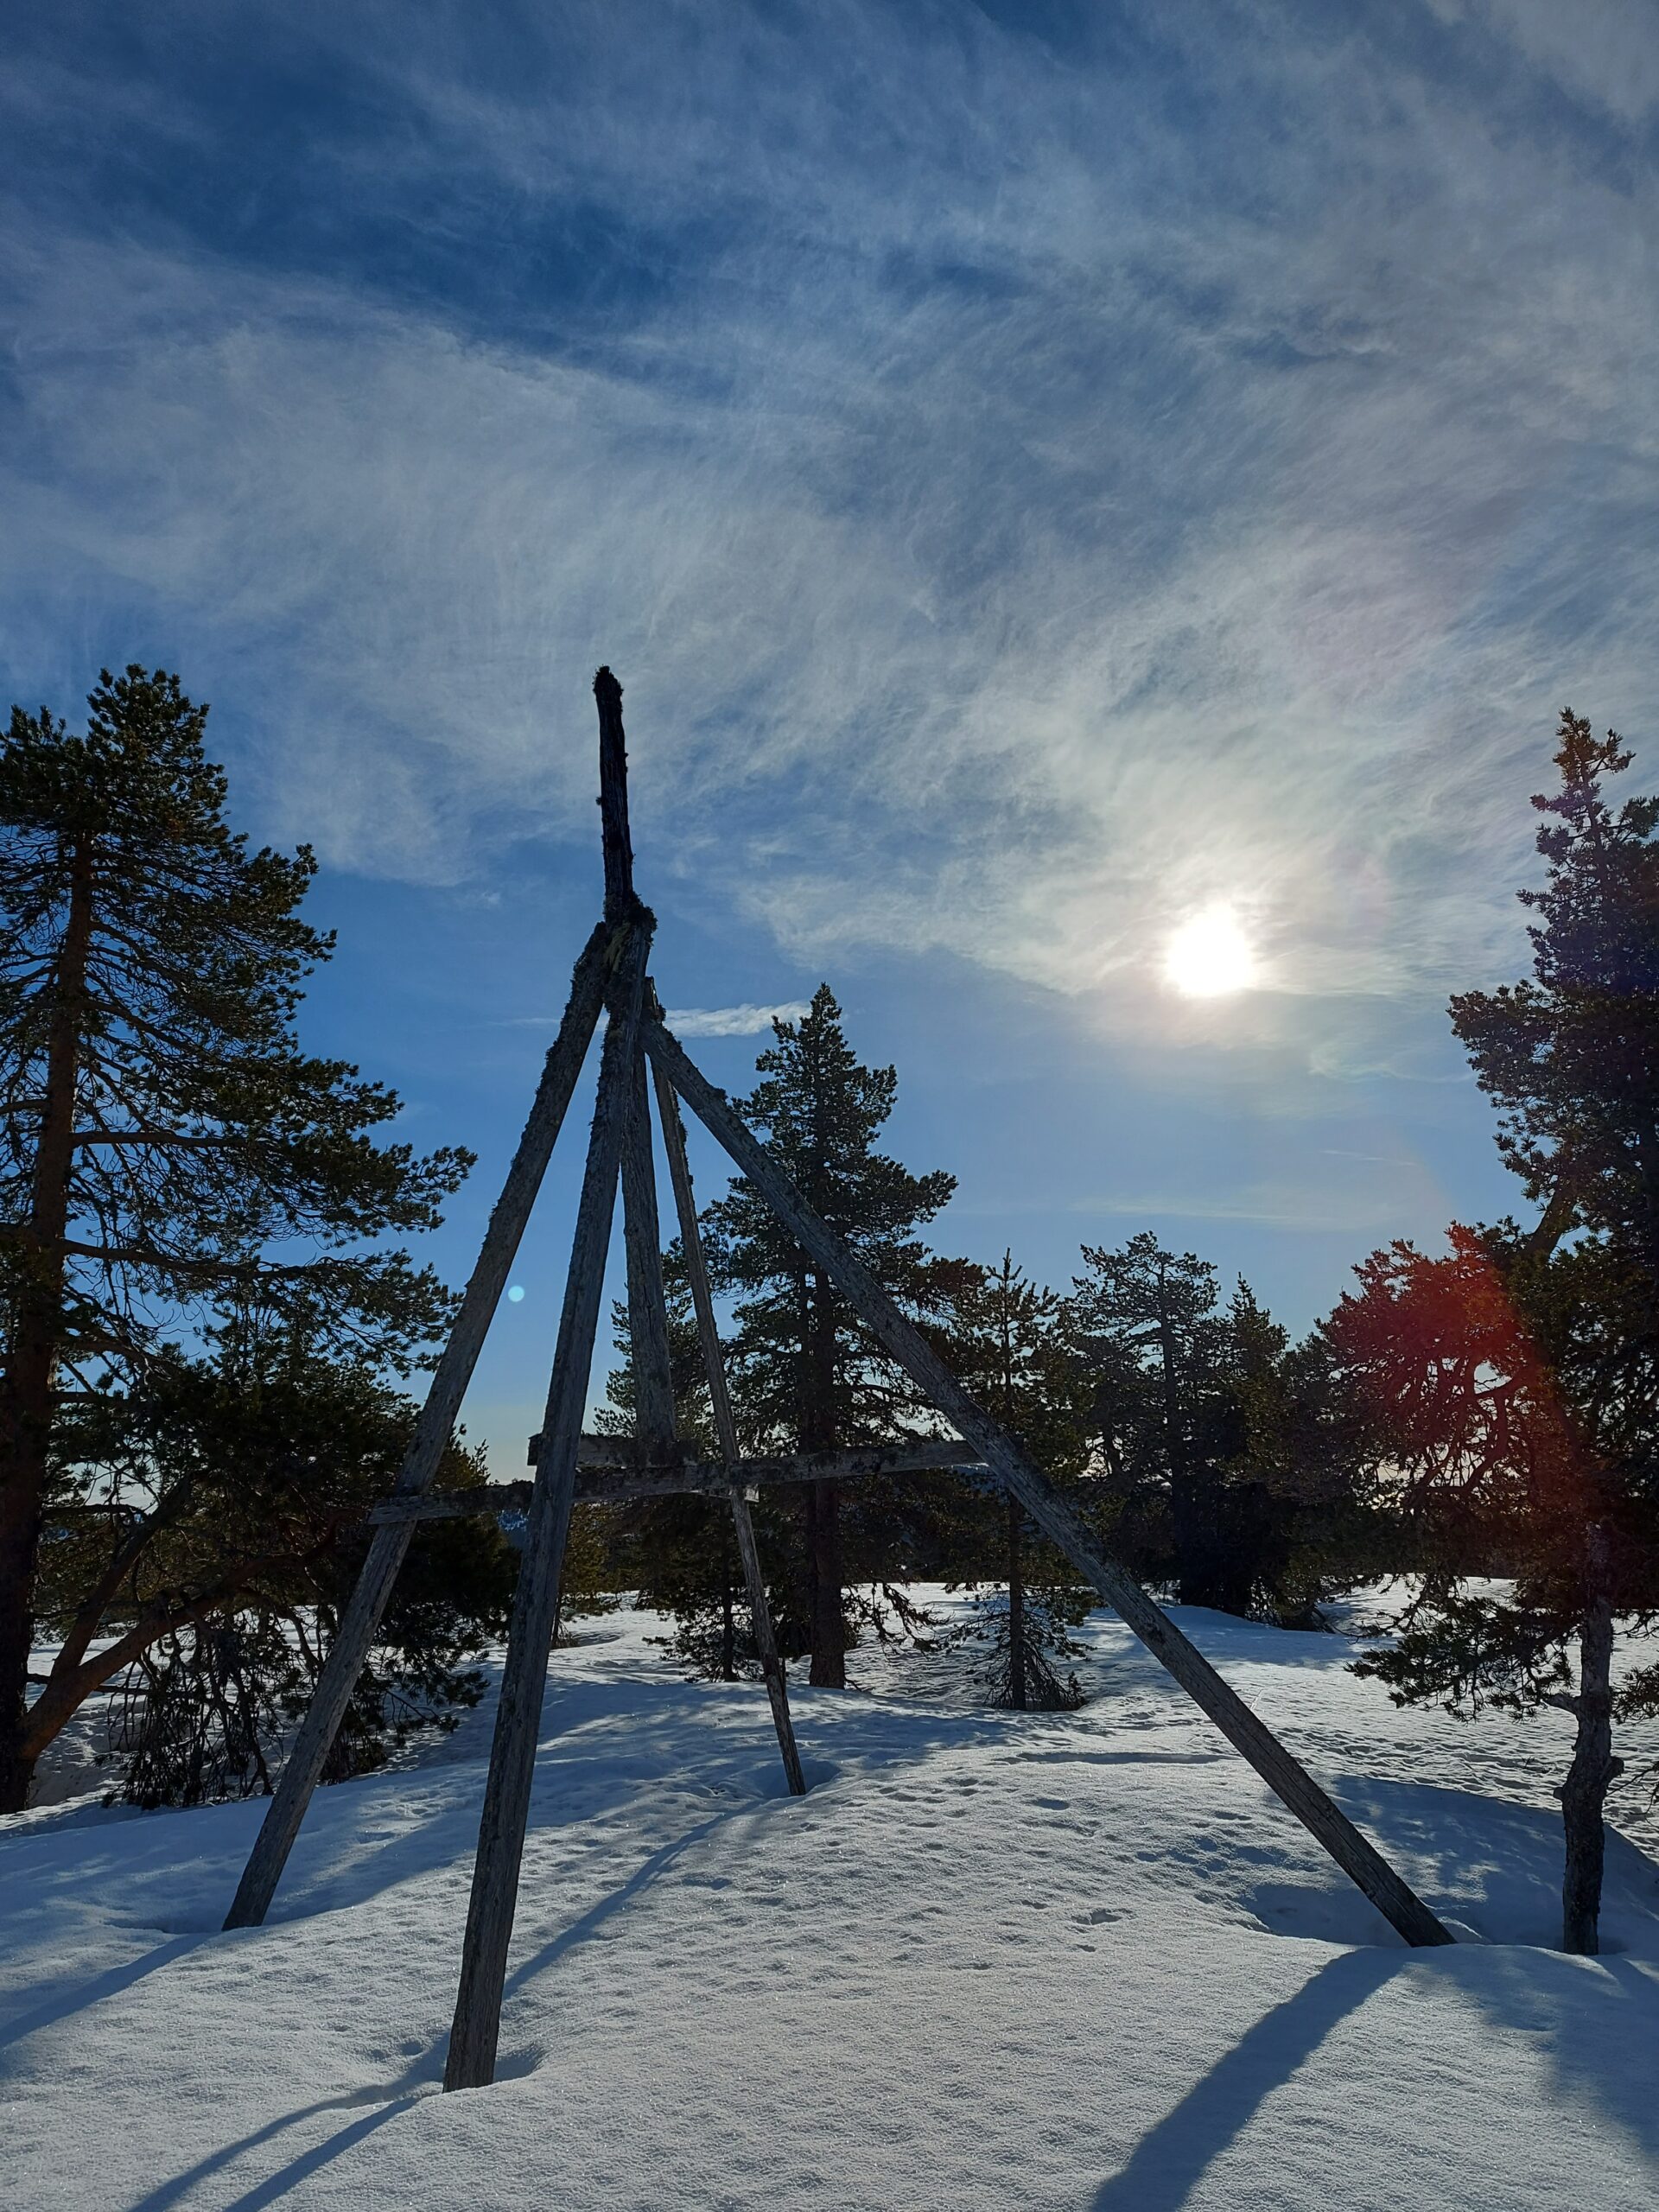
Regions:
[[3, 1, 1656, 1468]]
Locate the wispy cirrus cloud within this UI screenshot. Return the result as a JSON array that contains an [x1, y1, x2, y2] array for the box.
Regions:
[[2, 0, 1655, 1067]]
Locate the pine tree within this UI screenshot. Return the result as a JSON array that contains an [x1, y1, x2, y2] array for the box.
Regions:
[[701, 986, 957, 1686], [1211, 1285, 1381, 1626], [1452, 710, 1659, 1264], [0, 669, 472, 1808], [1332, 709, 1659, 1954], [1066, 1234, 1230, 1602], [948, 1252, 1090, 1707], [1067, 1237, 1357, 1618]]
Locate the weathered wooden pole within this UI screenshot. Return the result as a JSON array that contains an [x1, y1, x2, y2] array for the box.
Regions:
[[651, 1047, 807, 1796], [645, 1014, 1453, 1949], [620, 1044, 677, 1446], [223, 921, 618, 1932], [598, 661, 676, 1442], [594, 664, 634, 924], [445, 925, 652, 2092]]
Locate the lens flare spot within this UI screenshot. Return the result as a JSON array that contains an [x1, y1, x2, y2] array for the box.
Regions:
[[506, 1284, 526, 1304]]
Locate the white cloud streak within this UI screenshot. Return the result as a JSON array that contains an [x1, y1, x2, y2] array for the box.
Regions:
[[662, 1002, 810, 1039]]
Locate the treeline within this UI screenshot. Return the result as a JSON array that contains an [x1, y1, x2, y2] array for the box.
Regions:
[[3, 674, 1656, 1955]]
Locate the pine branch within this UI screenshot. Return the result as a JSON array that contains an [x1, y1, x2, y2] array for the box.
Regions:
[[70, 1128, 245, 1150], [22, 1541, 336, 1758]]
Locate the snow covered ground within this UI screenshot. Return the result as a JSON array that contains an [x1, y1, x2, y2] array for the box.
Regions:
[[5, 1592, 1659, 2210]]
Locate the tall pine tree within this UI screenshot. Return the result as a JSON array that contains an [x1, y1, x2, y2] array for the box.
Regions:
[[1066, 1234, 1227, 1603], [0, 669, 473, 1808], [1334, 709, 1659, 1953], [701, 987, 957, 1686]]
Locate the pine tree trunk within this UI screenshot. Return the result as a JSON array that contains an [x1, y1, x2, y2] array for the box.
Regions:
[[804, 1270, 845, 1688], [1007, 1490, 1027, 1710], [807, 1480, 844, 1686], [0, 838, 92, 1813], [721, 1527, 737, 1682], [1157, 1285, 1198, 1604], [1561, 1528, 1618, 1955], [0, 1449, 46, 1812]]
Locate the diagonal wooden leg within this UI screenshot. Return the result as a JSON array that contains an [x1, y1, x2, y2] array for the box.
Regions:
[[650, 1042, 806, 1796], [444, 925, 652, 2091], [223, 920, 620, 1932], [645, 1014, 1452, 1949], [619, 1036, 677, 1446]]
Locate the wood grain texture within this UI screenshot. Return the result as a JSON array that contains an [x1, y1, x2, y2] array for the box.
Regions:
[[445, 925, 653, 2092], [222, 920, 617, 1932], [645, 1014, 1453, 1950]]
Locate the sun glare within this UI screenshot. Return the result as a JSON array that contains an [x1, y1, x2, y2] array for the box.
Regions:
[[1164, 905, 1257, 998]]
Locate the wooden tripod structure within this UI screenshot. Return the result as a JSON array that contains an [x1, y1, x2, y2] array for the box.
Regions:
[[225, 668, 1451, 2094]]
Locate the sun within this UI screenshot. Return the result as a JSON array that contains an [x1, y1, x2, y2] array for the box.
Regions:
[[1164, 905, 1258, 998]]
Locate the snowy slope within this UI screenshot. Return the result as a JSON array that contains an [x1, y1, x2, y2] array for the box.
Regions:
[[4, 1595, 1659, 2211]]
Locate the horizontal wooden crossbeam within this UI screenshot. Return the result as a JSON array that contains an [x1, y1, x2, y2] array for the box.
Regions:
[[368, 1435, 989, 1524], [539, 1430, 981, 1474]]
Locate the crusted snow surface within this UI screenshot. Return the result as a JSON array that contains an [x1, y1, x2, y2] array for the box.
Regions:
[[5, 1592, 1659, 2210]]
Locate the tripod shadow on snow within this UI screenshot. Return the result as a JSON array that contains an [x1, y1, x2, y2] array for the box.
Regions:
[[1090, 1948, 1396, 2212], [123, 2065, 429, 2212], [1090, 1936, 1659, 2212], [120, 1813, 734, 2211], [255, 1680, 802, 1926], [0, 1933, 198, 2057], [500, 1810, 727, 2012], [253, 1669, 1026, 1929]]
